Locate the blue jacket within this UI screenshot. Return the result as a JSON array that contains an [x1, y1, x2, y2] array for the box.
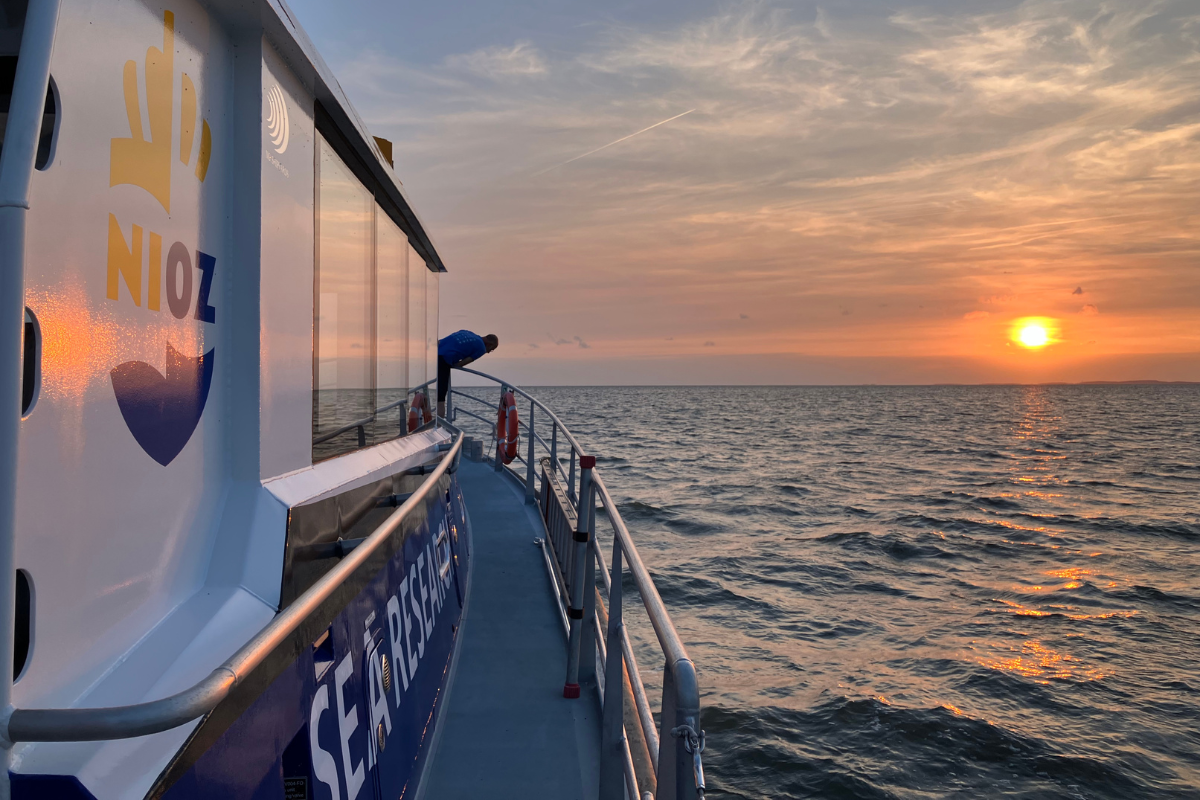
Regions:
[[438, 330, 486, 366]]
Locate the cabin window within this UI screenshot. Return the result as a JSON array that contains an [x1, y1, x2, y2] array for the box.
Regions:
[[21, 306, 39, 416], [0, 56, 58, 171], [376, 211, 409, 435], [14, 569, 30, 681], [426, 269, 439, 389], [407, 245, 427, 397], [314, 134, 376, 460], [311, 113, 441, 462]]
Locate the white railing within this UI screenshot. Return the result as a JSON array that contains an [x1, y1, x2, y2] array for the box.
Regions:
[[447, 368, 706, 799]]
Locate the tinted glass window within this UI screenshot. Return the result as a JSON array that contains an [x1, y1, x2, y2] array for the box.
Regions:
[[313, 134, 375, 461], [0, 56, 57, 171], [425, 269, 439, 389], [407, 245, 426, 396], [376, 211, 408, 438]]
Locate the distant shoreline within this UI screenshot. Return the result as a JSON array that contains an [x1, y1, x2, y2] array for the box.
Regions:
[[968, 380, 1199, 386], [454, 380, 1200, 388]]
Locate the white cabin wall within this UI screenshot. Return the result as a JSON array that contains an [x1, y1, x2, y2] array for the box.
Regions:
[[14, 0, 236, 709], [258, 41, 314, 481], [201, 29, 289, 606]]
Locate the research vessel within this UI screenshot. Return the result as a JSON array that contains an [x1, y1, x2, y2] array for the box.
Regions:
[[0, 0, 704, 797]]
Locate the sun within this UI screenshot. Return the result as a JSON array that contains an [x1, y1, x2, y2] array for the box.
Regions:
[[1018, 324, 1048, 348], [1011, 317, 1056, 349]]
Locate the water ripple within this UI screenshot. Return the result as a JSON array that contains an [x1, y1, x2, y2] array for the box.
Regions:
[[476, 385, 1200, 798]]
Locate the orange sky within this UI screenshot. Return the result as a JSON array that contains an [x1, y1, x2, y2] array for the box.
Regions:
[[294, 0, 1200, 383]]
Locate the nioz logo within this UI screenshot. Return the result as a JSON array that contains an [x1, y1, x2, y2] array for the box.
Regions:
[[266, 83, 290, 154], [107, 10, 217, 466]]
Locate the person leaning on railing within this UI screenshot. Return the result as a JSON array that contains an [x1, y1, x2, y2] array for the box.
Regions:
[[437, 330, 499, 417]]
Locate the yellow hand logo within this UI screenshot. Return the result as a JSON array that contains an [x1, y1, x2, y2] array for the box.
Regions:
[[109, 10, 210, 215]]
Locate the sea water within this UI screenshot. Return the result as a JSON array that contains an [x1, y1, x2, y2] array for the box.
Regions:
[[462, 384, 1198, 799]]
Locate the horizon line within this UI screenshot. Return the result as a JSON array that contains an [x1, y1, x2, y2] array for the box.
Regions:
[[450, 379, 1200, 388]]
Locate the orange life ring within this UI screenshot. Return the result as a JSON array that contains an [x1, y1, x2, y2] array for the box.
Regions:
[[408, 392, 432, 433], [496, 390, 519, 464]]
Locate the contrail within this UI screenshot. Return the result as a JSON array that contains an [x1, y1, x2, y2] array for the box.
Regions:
[[535, 109, 695, 175]]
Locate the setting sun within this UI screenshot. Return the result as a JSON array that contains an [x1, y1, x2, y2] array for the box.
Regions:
[[1012, 318, 1057, 350], [1019, 324, 1048, 348]]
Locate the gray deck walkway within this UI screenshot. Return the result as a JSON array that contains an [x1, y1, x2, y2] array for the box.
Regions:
[[420, 459, 601, 799]]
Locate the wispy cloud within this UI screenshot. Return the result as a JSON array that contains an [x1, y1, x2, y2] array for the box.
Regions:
[[330, 0, 1200, 373], [446, 41, 547, 79]]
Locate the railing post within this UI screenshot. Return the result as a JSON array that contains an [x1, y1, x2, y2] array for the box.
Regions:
[[0, 0, 62, 784], [579, 501, 598, 689], [562, 456, 594, 698], [550, 423, 558, 478], [494, 384, 505, 472], [357, 424, 366, 448], [657, 659, 703, 799], [598, 534, 626, 799], [525, 400, 536, 504], [567, 446, 577, 504]]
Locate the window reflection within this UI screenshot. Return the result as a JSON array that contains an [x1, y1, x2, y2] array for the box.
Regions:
[[426, 269, 439, 392], [407, 245, 427, 398], [314, 134, 375, 460], [376, 212, 409, 439]]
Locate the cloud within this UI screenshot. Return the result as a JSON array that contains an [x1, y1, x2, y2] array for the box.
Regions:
[[1081, 304, 1099, 315], [703, 341, 716, 347], [528, 342, 539, 348], [739, 313, 750, 319], [328, 0, 1200, 377], [446, 41, 547, 79], [1073, 286, 1084, 295], [574, 335, 591, 349], [548, 333, 572, 345], [963, 310, 990, 320]]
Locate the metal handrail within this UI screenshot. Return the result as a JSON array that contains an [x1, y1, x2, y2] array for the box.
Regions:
[[445, 369, 704, 798], [455, 367, 589, 456], [312, 387, 432, 446], [591, 473, 690, 670], [1, 433, 462, 743], [452, 373, 576, 492]]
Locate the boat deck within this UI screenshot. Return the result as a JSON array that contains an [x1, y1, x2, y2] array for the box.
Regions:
[[421, 458, 601, 799]]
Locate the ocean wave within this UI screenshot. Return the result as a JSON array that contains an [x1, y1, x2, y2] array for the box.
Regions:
[[504, 385, 1200, 798]]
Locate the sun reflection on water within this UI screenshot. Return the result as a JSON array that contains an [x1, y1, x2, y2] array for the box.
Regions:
[[976, 639, 1107, 684], [991, 598, 1137, 621]]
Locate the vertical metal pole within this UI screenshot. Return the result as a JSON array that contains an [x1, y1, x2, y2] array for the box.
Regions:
[[567, 446, 577, 504], [0, 2, 62, 789], [493, 385, 504, 472], [579, 501, 598, 689], [657, 659, 702, 799], [524, 400, 536, 503], [562, 456, 594, 698], [598, 534, 625, 799], [656, 666, 678, 799], [550, 423, 558, 479]]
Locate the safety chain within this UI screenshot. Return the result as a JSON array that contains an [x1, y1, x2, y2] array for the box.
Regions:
[[671, 724, 707, 796]]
